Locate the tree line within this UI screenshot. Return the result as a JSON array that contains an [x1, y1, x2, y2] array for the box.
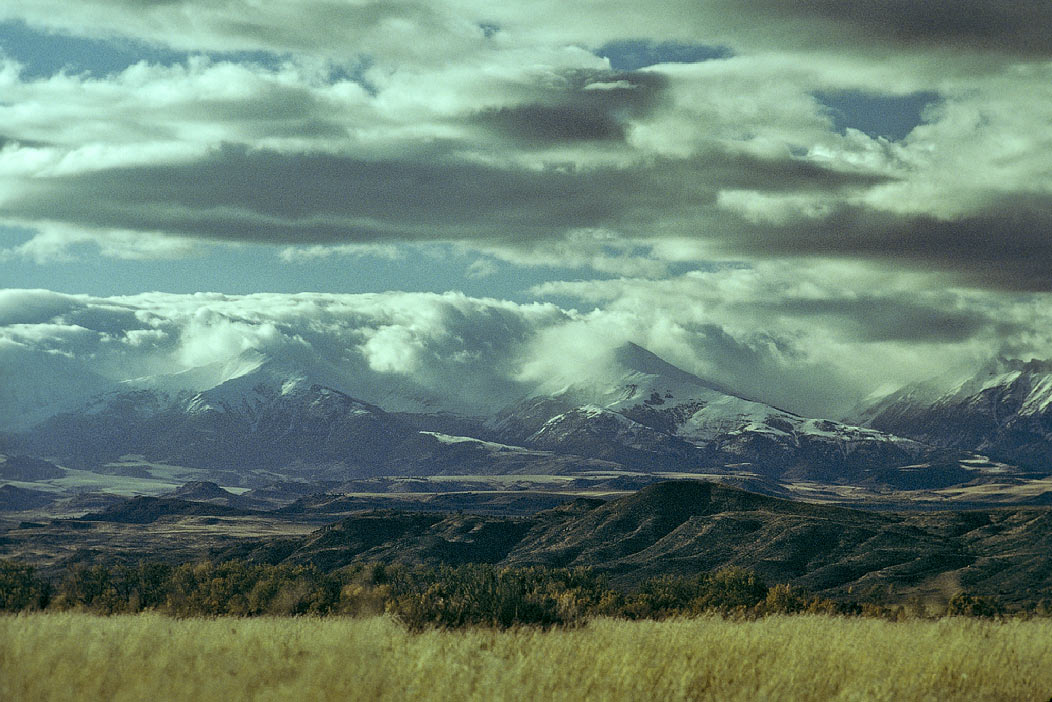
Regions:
[[0, 558, 1012, 628]]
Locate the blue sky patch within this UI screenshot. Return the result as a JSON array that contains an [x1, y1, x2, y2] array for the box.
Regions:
[[0, 20, 288, 78], [814, 90, 942, 141], [596, 40, 732, 71]]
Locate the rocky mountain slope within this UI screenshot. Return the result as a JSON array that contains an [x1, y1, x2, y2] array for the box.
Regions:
[[862, 358, 1052, 471], [486, 343, 933, 480], [3, 342, 950, 485]]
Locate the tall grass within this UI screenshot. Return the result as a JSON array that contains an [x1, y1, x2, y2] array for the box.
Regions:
[[3, 613, 1052, 701]]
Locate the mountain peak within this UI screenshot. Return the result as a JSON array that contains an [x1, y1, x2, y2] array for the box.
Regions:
[[998, 357, 1052, 376], [612, 342, 737, 396], [533, 341, 745, 412], [862, 355, 1052, 470]]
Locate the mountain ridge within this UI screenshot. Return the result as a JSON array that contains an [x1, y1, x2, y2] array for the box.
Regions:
[[3, 341, 967, 485], [862, 357, 1052, 471], [202, 479, 1052, 604]]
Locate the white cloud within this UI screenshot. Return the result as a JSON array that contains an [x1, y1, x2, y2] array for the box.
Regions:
[[465, 258, 499, 279], [0, 290, 576, 418], [279, 242, 404, 262], [0, 5, 1045, 289], [529, 262, 1052, 416], [3, 283, 1051, 423], [2, 222, 201, 262]]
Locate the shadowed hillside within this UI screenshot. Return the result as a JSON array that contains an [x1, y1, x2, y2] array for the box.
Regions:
[[208, 481, 1052, 605]]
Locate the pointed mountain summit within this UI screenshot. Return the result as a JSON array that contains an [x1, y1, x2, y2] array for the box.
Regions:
[[6, 340, 937, 484], [13, 353, 409, 474], [864, 358, 1052, 470], [493, 343, 928, 479], [524, 341, 742, 410]]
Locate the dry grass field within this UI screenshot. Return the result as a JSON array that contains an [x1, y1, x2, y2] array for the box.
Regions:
[[3, 613, 1052, 701]]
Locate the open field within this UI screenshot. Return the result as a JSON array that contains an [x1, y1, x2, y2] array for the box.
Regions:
[[3, 613, 1051, 701]]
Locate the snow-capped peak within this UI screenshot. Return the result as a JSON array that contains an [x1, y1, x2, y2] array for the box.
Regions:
[[534, 342, 748, 411]]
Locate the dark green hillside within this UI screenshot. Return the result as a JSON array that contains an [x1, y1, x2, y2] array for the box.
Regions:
[[0, 484, 57, 511], [0, 455, 64, 481], [12, 480, 1052, 607], [210, 481, 1052, 605], [79, 496, 259, 524]]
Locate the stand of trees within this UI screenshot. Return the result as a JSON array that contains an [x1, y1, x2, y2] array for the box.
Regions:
[[0, 558, 1012, 627]]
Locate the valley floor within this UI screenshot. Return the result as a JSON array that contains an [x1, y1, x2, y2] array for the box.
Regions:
[[3, 613, 1051, 701]]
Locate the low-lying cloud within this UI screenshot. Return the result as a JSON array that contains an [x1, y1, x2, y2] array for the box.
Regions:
[[2, 278, 1049, 429]]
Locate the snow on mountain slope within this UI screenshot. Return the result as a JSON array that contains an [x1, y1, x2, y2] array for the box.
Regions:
[[492, 343, 928, 479], [8, 353, 406, 473], [529, 342, 741, 410], [180, 358, 373, 420], [6, 339, 935, 482], [0, 343, 112, 431], [863, 358, 1052, 470], [525, 404, 703, 468], [118, 353, 268, 398]]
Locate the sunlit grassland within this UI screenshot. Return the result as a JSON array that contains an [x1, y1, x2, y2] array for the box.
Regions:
[[3, 613, 1052, 701]]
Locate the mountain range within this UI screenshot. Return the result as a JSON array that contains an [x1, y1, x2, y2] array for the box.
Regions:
[[2, 341, 951, 487], [860, 358, 1052, 472]]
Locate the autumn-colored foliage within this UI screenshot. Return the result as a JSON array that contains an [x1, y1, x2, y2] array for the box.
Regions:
[[0, 558, 1017, 626]]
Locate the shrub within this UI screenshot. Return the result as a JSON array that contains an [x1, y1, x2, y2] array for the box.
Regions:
[[386, 564, 565, 630], [691, 567, 769, 614], [164, 561, 341, 616], [624, 568, 769, 619], [0, 560, 51, 611], [10, 555, 1030, 623], [947, 592, 1003, 618], [756, 583, 838, 616], [383, 564, 611, 630]]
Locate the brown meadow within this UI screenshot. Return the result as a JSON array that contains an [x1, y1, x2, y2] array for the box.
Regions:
[[3, 613, 1052, 701]]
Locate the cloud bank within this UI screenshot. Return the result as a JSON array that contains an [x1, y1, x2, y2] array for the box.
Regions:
[[0, 2, 1047, 290], [1, 4, 1050, 423], [3, 281, 1050, 430]]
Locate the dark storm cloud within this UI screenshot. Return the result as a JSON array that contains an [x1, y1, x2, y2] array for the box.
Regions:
[[4, 142, 890, 245], [771, 296, 998, 343], [477, 102, 628, 142], [748, 0, 1052, 56], [472, 71, 668, 145], [726, 196, 1052, 291]]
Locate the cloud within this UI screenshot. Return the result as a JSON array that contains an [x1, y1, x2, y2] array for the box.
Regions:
[[2, 222, 201, 262], [0, 289, 574, 418], [0, 3, 1047, 293], [738, 1, 1052, 57], [529, 262, 1052, 416], [2, 282, 1052, 423], [2, 3, 1049, 427], [0, 139, 892, 245], [278, 242, 404, 263], [714, 196, 1052, 291], [0, 2, 488, 63], [10, 2, 1051, 61], [465, 258, 499, 279], [470, 70, 668, 145], [0, 289, 80, 325]]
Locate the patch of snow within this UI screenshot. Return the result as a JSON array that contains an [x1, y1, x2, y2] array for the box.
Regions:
[[418, 431, 528, 453]]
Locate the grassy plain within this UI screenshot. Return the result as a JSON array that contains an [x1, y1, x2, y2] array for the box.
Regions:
[[3, 613, 1052, 701]]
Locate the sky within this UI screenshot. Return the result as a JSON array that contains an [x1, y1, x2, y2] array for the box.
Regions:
[[1, 1, 1051, 419]]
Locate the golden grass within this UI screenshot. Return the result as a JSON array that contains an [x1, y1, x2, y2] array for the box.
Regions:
[[3, 613, 1052, 701]]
